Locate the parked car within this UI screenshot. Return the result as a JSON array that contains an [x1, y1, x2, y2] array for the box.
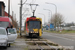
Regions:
[[7, 28, 17, 47], [0, 27, 8, 49]]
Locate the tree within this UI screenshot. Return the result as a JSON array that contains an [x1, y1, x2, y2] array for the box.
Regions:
[[49, 13, 64, 28]]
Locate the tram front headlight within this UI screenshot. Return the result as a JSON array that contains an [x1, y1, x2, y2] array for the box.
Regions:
[[35, 32, 38, 33], [30, 31, 33, 33]]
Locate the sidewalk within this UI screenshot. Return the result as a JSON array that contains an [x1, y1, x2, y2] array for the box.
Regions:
[[7, 34, 28, 50]]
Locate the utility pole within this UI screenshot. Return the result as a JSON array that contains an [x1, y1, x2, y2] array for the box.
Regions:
[[20, 0, 22, 36], [19, 0, 27, 36], [15, 14, 16, 21], [12, 11, 14, 25], [8, 0, 10, 17]]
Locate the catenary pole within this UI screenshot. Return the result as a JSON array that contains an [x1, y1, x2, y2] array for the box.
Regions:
[[20, 0, 22, 36], [8, 0, 10, 17]]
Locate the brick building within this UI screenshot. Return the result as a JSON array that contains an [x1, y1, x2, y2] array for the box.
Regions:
[[0, 1, 18, 28], [0, 1, 12, 18], [0, 1, 5, 16], [5, 11, 12, 19]]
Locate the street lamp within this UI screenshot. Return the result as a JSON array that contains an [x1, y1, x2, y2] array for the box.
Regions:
[[45, 2, 57, 15], [45, 2, 58, 28], [43, 9, 52, 23], [38, 13, 45, 25]]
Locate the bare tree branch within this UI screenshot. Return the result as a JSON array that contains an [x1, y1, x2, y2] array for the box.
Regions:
[[49, 13, 64, 28]]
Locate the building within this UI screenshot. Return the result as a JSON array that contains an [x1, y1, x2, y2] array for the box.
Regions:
[[0, 1, 12, 18], [0, 1, 5, 16], [0, 1, 18, 28], [5, 11, 12, 19]]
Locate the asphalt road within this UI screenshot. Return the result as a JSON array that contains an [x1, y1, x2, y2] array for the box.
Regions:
[[0, 32, 75, 50], [42, 32, 75, 50]]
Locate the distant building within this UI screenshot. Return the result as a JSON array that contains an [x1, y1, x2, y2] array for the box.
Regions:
[[0, 1, 5, 16]]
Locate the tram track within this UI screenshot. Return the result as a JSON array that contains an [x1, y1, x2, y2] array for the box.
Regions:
[[24, 36, 72, 50], [17, 34, 74, 50]]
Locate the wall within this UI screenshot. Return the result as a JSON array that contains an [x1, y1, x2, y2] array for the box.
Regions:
[[0, 4, 2, 16], [2, 4, 5, 16], [0, 2, 5, 16]]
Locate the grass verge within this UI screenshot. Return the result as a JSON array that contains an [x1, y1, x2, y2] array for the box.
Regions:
[[44, 30, 75, 34], [24, 46, 28, 50]]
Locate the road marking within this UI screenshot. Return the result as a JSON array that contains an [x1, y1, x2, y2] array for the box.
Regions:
[[45, 34, 75, 41], [51, 34, 75, 38], [44, 32, 75, 39], [62, 34, 75, 36], [44, 32, 75, 36]]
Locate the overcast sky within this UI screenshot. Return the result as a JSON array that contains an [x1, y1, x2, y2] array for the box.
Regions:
[[2, 0, 75, 25]]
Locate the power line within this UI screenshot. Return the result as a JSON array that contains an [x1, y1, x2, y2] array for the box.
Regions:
[[31, 0, 36, 4], [22, 0, 27, 5], [22, 8, 29, 15], [29, 4, 38, 16]]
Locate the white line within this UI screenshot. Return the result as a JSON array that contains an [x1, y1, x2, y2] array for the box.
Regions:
[[62, 34, 75, 36], [50, 33, 75, 38], [45, 34, 75, 41], [45, 32, 75, 39], [45, 32, 75, 36]]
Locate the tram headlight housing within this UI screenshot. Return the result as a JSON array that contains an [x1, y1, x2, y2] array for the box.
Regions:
[[35, 32, 38, 33], [30, 31, 33, 33], [30, 31, 38, 33]]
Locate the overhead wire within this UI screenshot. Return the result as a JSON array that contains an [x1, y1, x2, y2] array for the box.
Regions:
[[22, 0, 28, 16], [31, 0, 36, 4], [22, 0, 27, 5]]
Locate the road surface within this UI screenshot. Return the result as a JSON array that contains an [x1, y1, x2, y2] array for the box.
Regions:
[[42, 32, 75, 50], [0, 32, 75, 50]]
